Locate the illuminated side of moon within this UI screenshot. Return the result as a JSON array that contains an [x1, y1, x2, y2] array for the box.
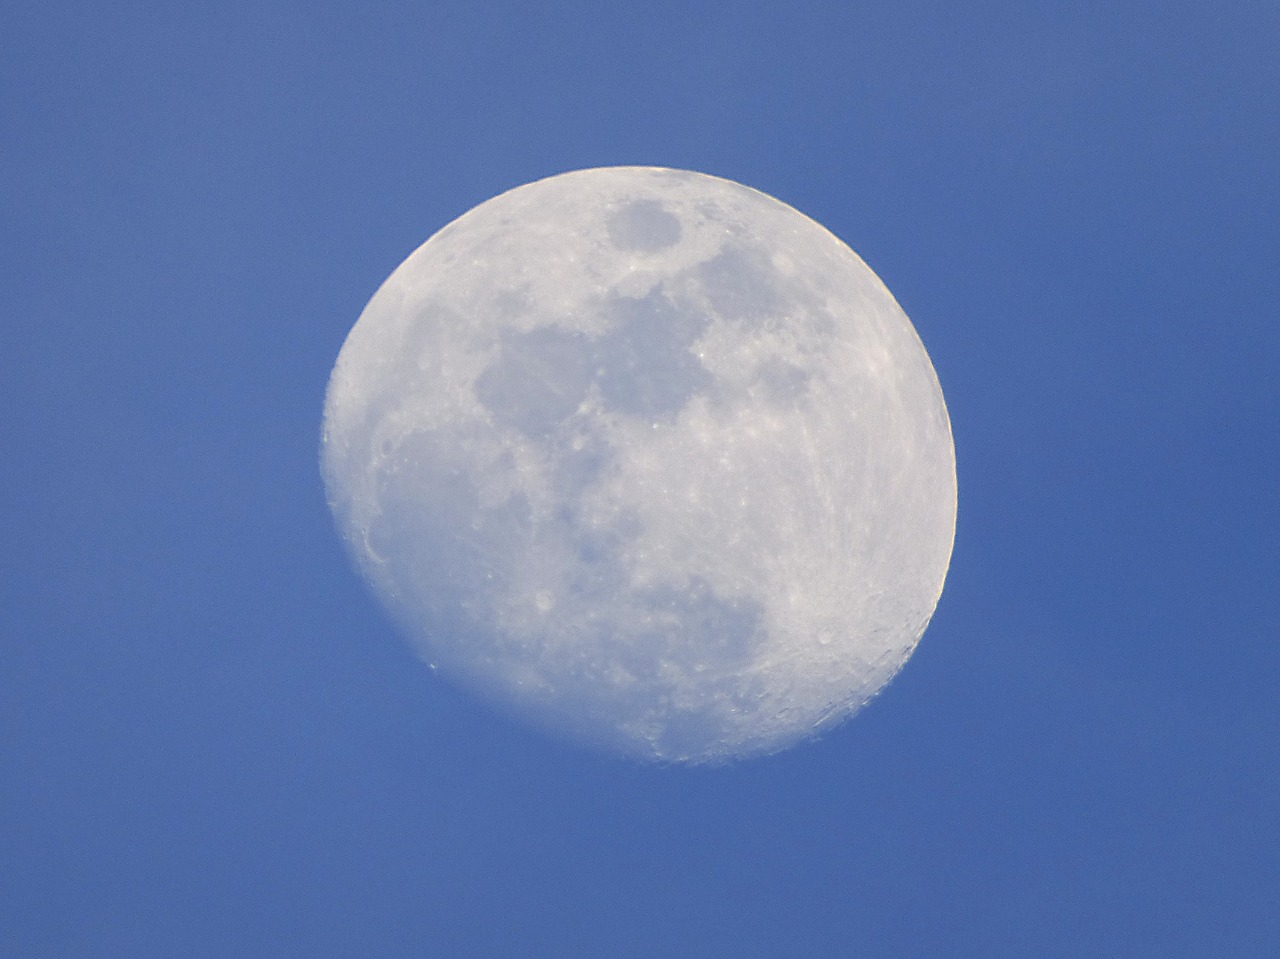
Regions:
[[322, 166, 956, 763]]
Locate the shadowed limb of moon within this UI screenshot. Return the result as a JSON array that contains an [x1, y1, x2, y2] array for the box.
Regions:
[[322, 166, 956, 763]]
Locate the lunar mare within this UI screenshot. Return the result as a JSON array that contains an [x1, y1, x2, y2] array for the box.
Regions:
[[322, 166, 956, 762]]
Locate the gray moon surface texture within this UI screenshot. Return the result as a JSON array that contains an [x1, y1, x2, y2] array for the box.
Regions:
[[322, 166, 956, 763]]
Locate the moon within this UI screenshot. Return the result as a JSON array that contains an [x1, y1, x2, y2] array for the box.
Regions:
[[322, 166, 956, 763]]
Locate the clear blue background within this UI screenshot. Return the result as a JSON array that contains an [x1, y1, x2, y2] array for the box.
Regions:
[[3, 2, 1277, 956]]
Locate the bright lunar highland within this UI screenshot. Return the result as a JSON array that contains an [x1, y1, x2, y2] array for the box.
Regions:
[[322, 167, 956, 763]]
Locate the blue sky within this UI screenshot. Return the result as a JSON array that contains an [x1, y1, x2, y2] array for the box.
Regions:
[[3, 1, 1277, 956]]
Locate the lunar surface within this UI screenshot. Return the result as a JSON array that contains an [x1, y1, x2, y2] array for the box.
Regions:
[[322, 166, 956, 763]]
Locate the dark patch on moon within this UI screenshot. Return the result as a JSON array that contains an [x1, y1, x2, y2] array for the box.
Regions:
[[474, 327, 595, 437], [637, 577, 763, 671], [475, 288, 713, 436], [594, 290, 713, 421], [698, 244, 785, 329], [606, 199, 683, 252], [752, 356, 812, 406]]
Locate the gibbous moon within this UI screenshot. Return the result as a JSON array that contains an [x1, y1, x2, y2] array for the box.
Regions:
[[322, 167, 956, 763]]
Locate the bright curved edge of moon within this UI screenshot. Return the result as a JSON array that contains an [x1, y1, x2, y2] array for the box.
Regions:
[[321, 165, 957, 763]]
